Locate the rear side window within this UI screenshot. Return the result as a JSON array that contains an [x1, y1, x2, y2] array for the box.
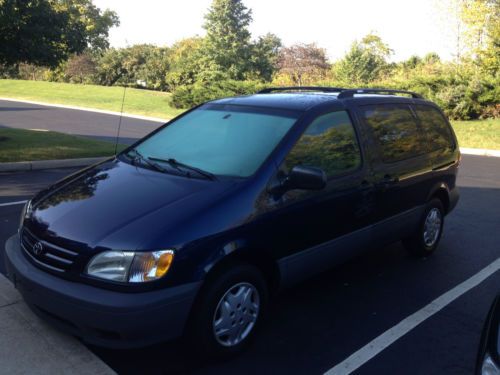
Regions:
[[360, 104, 426, 163], [414, 105, 455, 152], [284, 110, 361, 178]]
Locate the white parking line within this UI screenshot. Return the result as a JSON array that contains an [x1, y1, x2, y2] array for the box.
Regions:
[[0, 200, 27, 207], [325, 257, 500, 375]]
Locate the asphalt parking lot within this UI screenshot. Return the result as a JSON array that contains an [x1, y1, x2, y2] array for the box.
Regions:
[[1, 154, 499, 374], [0, 99, 163, 144]]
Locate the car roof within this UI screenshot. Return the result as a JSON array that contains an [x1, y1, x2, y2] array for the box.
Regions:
[[212, 93, 339, 111], [211, 92, 428, 112]]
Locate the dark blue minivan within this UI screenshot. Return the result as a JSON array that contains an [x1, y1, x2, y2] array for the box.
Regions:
[[5, 87, 460, 356]]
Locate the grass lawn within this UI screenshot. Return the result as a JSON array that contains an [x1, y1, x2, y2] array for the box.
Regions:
[[451, 118, 500, 150], [0, 128, 126, 162], [0, 79, 184, 119]]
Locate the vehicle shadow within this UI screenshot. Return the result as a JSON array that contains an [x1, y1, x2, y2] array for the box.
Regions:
[[82, 186, 500, 374]]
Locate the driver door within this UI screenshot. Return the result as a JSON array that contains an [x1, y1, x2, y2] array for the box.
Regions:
[[258, 110, 376, 285]]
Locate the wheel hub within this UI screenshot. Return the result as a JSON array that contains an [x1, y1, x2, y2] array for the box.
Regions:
[[423, 207, 442, 247], [213, 282, 260, 347]]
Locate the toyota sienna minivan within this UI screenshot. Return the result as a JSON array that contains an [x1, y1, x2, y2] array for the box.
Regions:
[[5, 87, 460, 357]]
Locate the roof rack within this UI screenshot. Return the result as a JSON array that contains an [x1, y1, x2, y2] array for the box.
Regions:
[[258, 86, 345, 94], [337, 88, 423, 99]]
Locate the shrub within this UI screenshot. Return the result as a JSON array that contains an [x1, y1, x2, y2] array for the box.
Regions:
[[171, 79, 266, 108], [480, 104, 500, 119]]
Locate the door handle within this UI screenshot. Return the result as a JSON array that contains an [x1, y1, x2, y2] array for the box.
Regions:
[[382, 174, 399, 184], [377, 174, 399, 190]]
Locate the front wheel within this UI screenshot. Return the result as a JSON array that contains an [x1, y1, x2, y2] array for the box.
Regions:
[[185, 263, 268, 358], [403, 198, 445, 257]]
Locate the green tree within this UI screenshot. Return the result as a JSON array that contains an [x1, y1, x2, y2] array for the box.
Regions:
[[402, 55, 423, 70], [165, 37, 205, 90], [56, 0, 119, 52], [249, 33, 282, 81], [95, 45, 161, 87], [202, 0, 253, 79], [332, 33, 393, 84], [0, 0, 118, 68], [95, 48, 127, 85], [141, 47, 171, 91], [0, 0, 77, 68], [460, 0, 500, 74]]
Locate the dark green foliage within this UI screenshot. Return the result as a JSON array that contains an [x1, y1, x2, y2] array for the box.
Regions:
[[395, 70, 499, 120], [95, 45, 169, 88], [202, 0, 253, 80], [165, 38, 205, 90], [170, 80, 265, 108], [0, 0, 119, 68], [200, 0, 281, 82], [0, 0, 80, 68], [249, 33, 282, 82], [332, 33, 393, 84]]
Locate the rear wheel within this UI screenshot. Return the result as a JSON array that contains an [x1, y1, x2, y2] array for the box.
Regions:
[[185, 263, 268, 358], [403, 198, 444, 257]]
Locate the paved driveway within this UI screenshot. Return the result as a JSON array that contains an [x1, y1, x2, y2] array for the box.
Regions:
[[0, 155, 499, 374], [0, 99, 164, 144]]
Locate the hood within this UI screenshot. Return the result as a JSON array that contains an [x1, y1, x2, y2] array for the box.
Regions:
[[26, 159, 236, 251]]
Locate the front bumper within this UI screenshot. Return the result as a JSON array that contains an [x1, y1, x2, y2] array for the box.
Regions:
[[4, 234, 201, 348]]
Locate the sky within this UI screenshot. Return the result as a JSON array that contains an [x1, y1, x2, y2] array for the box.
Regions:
[[93, 0, 458, 62]]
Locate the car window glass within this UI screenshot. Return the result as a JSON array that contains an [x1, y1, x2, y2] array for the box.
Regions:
[[134, 106, 298, 177], [360, 104, 426, 163], [284, 111, 361, 177], [414, 105, 455, 152]]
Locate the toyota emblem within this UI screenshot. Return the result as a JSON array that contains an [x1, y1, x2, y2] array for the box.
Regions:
[[33, 242, 44, 256]]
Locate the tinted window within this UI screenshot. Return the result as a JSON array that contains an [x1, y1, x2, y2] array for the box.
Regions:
[[360, 104, 426, 163], [284, 111, 361, 177], [414, 105, 455, 152], [133, 105, 298, 177]]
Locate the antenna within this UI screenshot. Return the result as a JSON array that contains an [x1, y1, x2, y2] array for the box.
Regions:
[[114, 86, 127, 155]]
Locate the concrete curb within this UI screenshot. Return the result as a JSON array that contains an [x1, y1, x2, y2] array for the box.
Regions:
[[0, 97, 169, 123], [0, 157, 109, 173], [0, 274, 115, 374], [460, 147, 500, 158]]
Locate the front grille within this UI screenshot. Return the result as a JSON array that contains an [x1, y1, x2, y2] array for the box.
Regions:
[[21, 227, 79, 273]]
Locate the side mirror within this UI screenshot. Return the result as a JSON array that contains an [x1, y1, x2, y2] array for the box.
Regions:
[[283, 165, 327, 192]]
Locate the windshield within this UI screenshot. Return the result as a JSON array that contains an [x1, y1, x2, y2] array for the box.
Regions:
[[129, 104, 299, 177]]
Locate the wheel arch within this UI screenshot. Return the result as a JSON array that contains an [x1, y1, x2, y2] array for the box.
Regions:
[[199, 241, 282, 295], [427, 183, 451, 213]]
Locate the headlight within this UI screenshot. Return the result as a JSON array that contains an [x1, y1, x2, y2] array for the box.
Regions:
[[482, 353, 500, 375], [19, 200, 31, 230], [86, 250, 174, 283]]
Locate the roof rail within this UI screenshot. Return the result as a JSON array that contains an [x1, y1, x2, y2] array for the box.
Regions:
[[337, 88, 423, 99], [258, 86, 345, 94]]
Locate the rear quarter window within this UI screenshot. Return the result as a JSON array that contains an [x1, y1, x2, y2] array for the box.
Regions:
[[359, 104, 427, 163], [413, 105, 455, 152]]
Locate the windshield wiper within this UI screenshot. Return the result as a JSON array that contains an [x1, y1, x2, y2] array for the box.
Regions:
[[126, 149, 168, 173], [148, 157, 217, 181]]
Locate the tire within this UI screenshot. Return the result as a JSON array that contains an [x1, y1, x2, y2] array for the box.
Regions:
[[403, 198, 445, 257], [185, 263, 268, 359]]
